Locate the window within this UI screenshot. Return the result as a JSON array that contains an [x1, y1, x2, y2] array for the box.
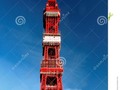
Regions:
[[48, 48, 55, 56], [49, 26, 55, 33]]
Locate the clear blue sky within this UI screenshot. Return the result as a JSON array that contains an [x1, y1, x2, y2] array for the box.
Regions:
[[0, 0, 108, 90]]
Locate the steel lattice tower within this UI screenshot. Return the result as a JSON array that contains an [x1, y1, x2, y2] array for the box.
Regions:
[[40, 0, 63, 90]]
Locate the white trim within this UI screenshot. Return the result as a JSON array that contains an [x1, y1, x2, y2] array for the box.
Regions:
[[44, 11, 60, 16], [43, 35, 61, 43]]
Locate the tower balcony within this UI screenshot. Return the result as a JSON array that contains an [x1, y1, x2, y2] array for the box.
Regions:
[[44, 11, 60, 17], [40, 60, 63, 74], [41, 60, 62, 68]]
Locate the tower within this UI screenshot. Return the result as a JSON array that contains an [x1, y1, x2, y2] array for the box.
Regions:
[[40, 0, 63, 90]]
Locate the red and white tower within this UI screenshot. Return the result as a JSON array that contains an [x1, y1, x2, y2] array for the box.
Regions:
[[40, 0, 63, 90]]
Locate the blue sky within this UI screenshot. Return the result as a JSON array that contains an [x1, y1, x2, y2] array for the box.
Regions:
[[0, 0, 108, 90]]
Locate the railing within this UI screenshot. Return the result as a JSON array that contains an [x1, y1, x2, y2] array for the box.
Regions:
[[43, 33, 61, 36], [41, 60, 62, 68], [46, 85, 57, 90]]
